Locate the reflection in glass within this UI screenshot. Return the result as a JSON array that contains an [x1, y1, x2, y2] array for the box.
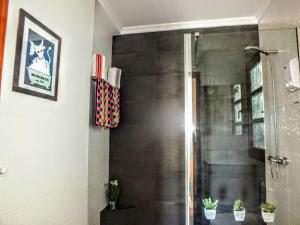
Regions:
[[233, 84, 241, 102], [253, 123, 265, 149], [250, 62, 263, 91], [235, 125, 243, 135], [252, 92, 264, 119], [188, 30, 265, 225], [234, 102, 242, 122]]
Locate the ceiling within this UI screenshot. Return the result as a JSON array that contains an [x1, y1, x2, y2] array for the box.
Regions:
[[259, 0, 300, 28], [99, 0, 272, 34]]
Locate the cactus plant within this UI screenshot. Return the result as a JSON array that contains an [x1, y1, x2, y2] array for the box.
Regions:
[[202, 197, 218, 209], [260, 203, 276, 213], [233, 199, 245, 211]]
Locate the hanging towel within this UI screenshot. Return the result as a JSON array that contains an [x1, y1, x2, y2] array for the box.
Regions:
[[95, 78, 120, 128], [108, 67, 122, 88], [92, 54, 107, 80], [90, 78, 97, 126], [110, 85, 120, 126]]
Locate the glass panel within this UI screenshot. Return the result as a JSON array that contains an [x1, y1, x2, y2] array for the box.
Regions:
[[188, 31, 266, 225], [235, 125, 243, 135], [233, 84, 241, 102], [252, 92, 264, 119], [253, 123, 265, 149], [234, 102, 242, 122], [250, 62, 263, 92]]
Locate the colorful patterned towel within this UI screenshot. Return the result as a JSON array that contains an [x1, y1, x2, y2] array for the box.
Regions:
[[95, 78, 120, 128]]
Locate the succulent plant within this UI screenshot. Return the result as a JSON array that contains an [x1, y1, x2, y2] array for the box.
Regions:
[[233, 199, 245, 211], [260, 203, 276, 213], [202, 197, 218, 210]]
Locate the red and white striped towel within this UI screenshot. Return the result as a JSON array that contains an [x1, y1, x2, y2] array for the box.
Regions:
[[92, 54, 107, 80]]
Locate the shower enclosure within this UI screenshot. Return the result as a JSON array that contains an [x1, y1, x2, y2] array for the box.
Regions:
[[184, 27, 266, 225]]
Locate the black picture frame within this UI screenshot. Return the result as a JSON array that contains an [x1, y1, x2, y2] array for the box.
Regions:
[[297, 27, 300, 60], [13, 9, 61, 101]]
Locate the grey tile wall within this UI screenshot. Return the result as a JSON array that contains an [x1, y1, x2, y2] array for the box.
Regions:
[[259, 28, 300, 225]]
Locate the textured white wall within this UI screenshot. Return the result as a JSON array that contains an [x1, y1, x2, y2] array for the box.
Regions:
[[259, 1, 300, 225], [88, 1, 117, 225], [259, 28, 299, 225], [258, 0, 300, 29], [0, 0, 95, 224]]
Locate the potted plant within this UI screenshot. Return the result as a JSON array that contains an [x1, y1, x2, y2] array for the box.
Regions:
[[105, 179, 120, 210], [233, 199, 246, 221], [260, 203, 276, 223], [202, 197, 218, 220]]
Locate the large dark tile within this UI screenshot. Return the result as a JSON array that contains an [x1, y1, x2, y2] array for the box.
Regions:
[[113, 33, 155, 55], [196, 49, 250, 76], [110, 125, 156, 152], [115, 177, 158, 206], [152, 98, 185, 139], [198, 30, 259, 51], [112, 53, 155, 76], [135, 203, 160, 225], [155, 171, 185, 202], [120, 76, 156, 125], [155, 75, 184, 100], [101, 206, 138, 225], [206, 164, 256, 177], [110, 141, 158, 179], [153, 143, 185, 176], [121, 76, 156, 98], [152, 201, 185, 225], [155, 50, 184, 75], [155, 31, 184, 52]]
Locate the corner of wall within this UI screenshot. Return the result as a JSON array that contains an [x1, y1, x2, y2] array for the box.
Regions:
[[88, 1, 116, 224]]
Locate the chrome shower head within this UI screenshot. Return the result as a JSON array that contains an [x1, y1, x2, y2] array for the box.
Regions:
[[244, 46, 278, 55]]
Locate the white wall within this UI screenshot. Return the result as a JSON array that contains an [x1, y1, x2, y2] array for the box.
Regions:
[[88, 1, 118, 225], [0, 0, 95, 224]]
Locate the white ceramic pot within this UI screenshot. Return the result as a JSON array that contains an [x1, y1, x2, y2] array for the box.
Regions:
[[261, 211, 275, 223], [234, 209, 245, 221], [204, 209, 216, 220]]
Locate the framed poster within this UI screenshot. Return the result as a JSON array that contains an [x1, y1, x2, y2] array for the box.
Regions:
[[13, 9, 61, 101], [0, 0, 9, 89]]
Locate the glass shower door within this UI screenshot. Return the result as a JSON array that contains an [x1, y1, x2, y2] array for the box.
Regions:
[[184, 28, 266, 225]]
